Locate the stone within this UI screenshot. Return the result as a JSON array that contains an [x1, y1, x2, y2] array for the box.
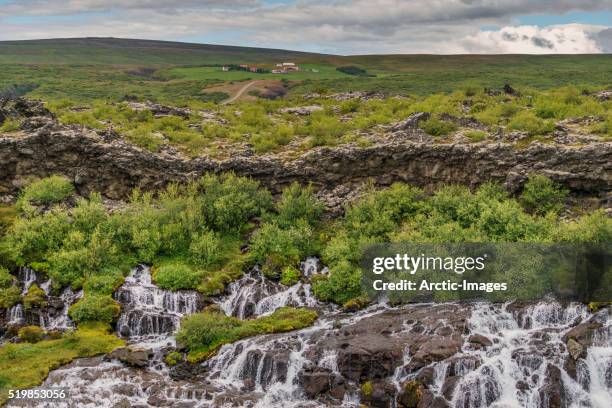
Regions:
[[390, 112, 431, 131], [566, 338, 585, 360], [468, 333, 493, 348], [279, 105, 323, 115], [538, 364, 566, 408], [299, 367, 334, 398], [108, 347, 152, 368]]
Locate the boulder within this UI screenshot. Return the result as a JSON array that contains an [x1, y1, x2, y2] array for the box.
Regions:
[[538, 364, 566, 408], [299, 367, 335, 398], [566, 338, 585, 360], [390, 112, 430, 131], [108, 347, 152, 368], [468, 334, 492, 348]]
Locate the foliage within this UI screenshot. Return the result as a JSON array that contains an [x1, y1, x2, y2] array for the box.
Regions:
[[0, 286, 20, 309], [176, 307, 318, 362], [508, 110, 555, 135], [275, 183, 324, 228], [463, 130, 488, 142], [336, 66, 371, 76], [18, 326, 45, 343], [419, 117, 457, 136], [2, 173, 273, 321], [520, 174, 568, 215], [280, 266, 301, 286], [23, 283, 47, 310], [314, 178, 610, 305], [18, 175, 74, 207], [154, 262, 203, 291], [68, 295, 120, 324], [0, 118, 20, 132], [0, 322, 124, 404]]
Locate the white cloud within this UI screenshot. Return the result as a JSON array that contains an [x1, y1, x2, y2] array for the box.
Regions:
[[460, 24, 607, 54], [0, 0, 610, 54]]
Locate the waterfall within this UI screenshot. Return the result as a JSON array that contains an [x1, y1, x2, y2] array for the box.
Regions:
[[42, 286, 83, 330], [218, 259, 325, 319], [8, 303, 24, 325], [17, 267, 36, 295], [414, 301, 612, 408], [114, 265, 200, 344]]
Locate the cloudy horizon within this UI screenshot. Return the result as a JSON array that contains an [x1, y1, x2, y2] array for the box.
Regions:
[[0, 0, 610, 55]]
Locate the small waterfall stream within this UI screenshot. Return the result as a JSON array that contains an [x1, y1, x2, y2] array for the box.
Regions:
[[4, 259, 611, 407], [114, 265, 200, 344]]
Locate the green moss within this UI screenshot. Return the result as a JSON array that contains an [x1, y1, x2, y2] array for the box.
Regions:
[[361, 381, 373, 398], [0, 205, 17, 237], [177, 307, 318, 362], [464, 130, 488, 142], [419, 117, 457, 136], [0, 322, 124, 404], [23, 283, 47, 310], [17, 326, 45, 343], [165, 351, 183, 366], [0, 118, 21, 133]]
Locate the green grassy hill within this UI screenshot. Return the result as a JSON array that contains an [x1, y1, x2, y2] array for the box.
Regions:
[[0, 37, 323, 65], [0, 38, 610, 101]]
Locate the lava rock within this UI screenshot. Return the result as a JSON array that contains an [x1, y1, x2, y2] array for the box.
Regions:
[[108, 347, 153, 368]]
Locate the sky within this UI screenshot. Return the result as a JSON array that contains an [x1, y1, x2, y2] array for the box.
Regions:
[[0, 0, 610, 55]]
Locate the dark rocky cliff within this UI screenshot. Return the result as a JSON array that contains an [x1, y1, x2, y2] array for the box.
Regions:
[[1, 99, 610, 205]]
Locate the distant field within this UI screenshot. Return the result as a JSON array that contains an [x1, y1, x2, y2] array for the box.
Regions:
[[165, 64, 350, 81], [0, 38, 610, 102]]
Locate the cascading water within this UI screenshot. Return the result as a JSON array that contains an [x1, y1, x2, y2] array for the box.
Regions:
[[411, 301, 612, 408], [114, 265, 200, 344], [218, 260, 325, 319]]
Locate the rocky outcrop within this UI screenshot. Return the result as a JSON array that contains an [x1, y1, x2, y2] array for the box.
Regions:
[[1, 99, 611, 205]]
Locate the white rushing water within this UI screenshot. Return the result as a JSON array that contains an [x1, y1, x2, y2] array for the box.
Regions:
[[114, 265, 200, 344], [5, 260, 611, 408]]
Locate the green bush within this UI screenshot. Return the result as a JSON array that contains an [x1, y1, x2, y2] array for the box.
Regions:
[[189, 230, 221, 267], [23, 283, 47, 310], [154, 262, 202, 290], [0, 266, 14, 288], [0, 285, 21, 308], [520, 175, 568, 215], [0, 118, 21, 132], [508, 110, 554, 135], [419, 117, 457, 136], [18, 326, 45, 343], [280, 266, 301, 286], [276, 183, 324, 228], [19, 175, 74, 206], [176, 307, 318, 361], [69, 295, 120, 324], [464, 130, 488, 142]]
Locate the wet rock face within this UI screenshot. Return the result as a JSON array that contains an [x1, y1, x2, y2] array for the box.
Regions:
[[1, 98, 611, 203], [108, 347, 153, 368]]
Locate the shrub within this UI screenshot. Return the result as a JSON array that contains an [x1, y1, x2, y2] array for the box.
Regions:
[[276, 183, 324, 228], [520, 175, 568, 215], [419, 117, 456, 136], [464, 130, 488, 142], [189, 230, 221, 268], [0, 266, 14, 288], [336, 66, 370, 76], [69, 295, 120, 324], [18, 326, 45, 343], [280, 266, 301, 286], [23, 283, 47, 310], [198, 173, 272, 233], [0, 285, 21, 308], [250, 221, 317, 279], [165, 351, 183, 366], [176, 307, 318, 361], [154, 262, 202, 290], [19, 175, 74, 206], [0, 118, 21, 132], [508, 110, 554, 135]]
